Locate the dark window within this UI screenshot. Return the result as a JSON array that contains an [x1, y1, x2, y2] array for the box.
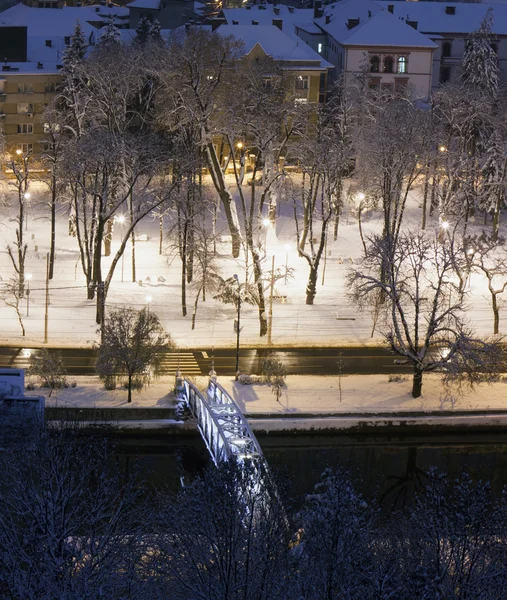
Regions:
[[406, 20, 418, 30], [370, 55, 380, 73], [388, 4, 393, 13], [445, 6, 456, 15], [45, 40, 52, 48], [442, 41, 451, 58], [64, 36, 71, 45], [347, 18, 359, 29], [492, 42, 498, 54], [383, 56, 393, 73], [439, 67, 451, 84]]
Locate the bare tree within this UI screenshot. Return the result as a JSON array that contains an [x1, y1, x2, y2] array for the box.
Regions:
[[158, 28, 244, 257], [28, 349, 67, 397], [0, 424, 158, 599], [0, 277, 26, 337], [96, 307, 170, 403], [467, 232, 507, 334], [154, 460, 291, 600], [348, 232, 506, 397]]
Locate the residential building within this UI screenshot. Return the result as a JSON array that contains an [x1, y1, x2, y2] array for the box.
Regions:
[[377, 1, 507, 89]]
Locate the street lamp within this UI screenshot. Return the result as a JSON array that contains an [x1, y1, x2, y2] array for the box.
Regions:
[[25, 273, 32, 317], [116, 214, 126, 282], [233, 274, 241, 381], [284, 243, 291, 285], [145, 294, 152, 316]]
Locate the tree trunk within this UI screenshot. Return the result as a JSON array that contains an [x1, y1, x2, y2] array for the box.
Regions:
[[49, 176, 56, 280], [306, 265, 318, 305], [412, 367, 423, 398], [191, 287, 202, 330], [252, 248, 267, 336], [493, 293, 499, 335], [129, 192, 136, 283], [205, 142, 242, 258], [104, 219, 113, 257], [181, 221, 187, 317], [127, 373, 132, 403]]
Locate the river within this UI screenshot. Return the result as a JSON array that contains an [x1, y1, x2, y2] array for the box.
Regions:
[[113, 431, 507, 511]]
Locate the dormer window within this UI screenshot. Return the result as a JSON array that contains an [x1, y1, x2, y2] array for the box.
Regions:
[[370, 55, 380, 73], [347, 18, 359, 30], [445, 6, 456, 15], [397, 56, 407, 74]]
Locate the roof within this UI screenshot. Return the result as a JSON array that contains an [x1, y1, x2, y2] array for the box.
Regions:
[[127, 0, 160, 10], [218, 24, 332, 68], [343, 10, 437, 48], [375, 1, 507, 36], [221, 5, 314, 35], [0, 61, 60, 74], [315, 0, 436, 48], [0, 3, 118, 36]]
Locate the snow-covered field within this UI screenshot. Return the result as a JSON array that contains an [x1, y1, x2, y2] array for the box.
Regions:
[[0, 176, 503, 349]]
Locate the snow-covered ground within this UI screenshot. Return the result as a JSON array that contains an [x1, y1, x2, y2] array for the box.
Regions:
[[41, 373, 507, 415], [0, 176, 503, 348]]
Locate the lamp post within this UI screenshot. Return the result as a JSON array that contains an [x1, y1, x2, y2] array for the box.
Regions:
[[25, 273, 32, 317], [284, 243, 290, 285], [116, 214, 125, 282], [233, 274, 241, 381], [145, 295, 152, 317]]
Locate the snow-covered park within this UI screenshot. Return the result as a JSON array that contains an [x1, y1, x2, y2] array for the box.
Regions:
[[0, 175, 503, 350]]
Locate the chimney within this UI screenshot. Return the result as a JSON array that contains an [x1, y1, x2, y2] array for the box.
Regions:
[[313, 0, 322, 19], [273, 18, 282, 30]]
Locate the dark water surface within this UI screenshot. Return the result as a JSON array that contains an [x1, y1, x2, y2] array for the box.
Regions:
[[113, 432, 507, 509]]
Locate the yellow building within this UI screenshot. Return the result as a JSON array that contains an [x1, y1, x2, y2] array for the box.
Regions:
[[0, 65, 61, 156]]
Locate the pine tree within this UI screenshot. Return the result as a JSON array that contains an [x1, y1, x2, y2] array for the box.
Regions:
[[461, 7, 499, 99], [97, 15, 121, 48], [134, 16, 151, 45], [61, 21, 87, 73], [481, 130, 507, 235], [149, 19, 163, 43]]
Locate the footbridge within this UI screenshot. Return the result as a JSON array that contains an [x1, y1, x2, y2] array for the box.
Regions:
[[180, 377, 263, 466]]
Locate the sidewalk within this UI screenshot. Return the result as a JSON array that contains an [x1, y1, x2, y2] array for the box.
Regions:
[[40, 373, 507, 432]]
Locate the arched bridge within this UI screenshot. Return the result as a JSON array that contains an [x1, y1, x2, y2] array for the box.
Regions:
[[180, 377, 263, 466]]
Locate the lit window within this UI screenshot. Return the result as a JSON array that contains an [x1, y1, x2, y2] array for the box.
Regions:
[[318, 43, 323, 54], [17, 103, 34, 114], [295, 75, 309, 90], [45, 82, 56, 93], [397, 56, 407, 74], [16, 143, 33, 154]]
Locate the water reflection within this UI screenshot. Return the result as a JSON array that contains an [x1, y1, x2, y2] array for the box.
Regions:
[[111, 432, 507, 511]]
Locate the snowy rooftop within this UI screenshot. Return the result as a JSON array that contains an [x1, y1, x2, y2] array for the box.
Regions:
[[221, 5, 314, 35], [316, 0, 436, 48], [376, 1, 507, 35], [0, 61, 60, 74], [127, 0, 161, 10], [0, 3, 108, 37], [218, 24, 332, 68]]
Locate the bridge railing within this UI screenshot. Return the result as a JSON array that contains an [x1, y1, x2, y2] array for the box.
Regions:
[[207, 379, 263, 458], [183, 380, 233, 464]]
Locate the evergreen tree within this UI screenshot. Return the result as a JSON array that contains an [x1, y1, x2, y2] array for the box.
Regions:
[[149, 19, 163, 43], [97, 15, 121, 48], [61, 21, 87, 73], [481, 130, 507, 235], [134, 16, 151, 45], [461, 7, 499, 98]]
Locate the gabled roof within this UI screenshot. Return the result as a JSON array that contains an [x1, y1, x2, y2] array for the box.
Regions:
[[218, 24, 332, 68], [343, 10, 438, 48], [376, 1, 507, 36], [316, 0, 436, 48]]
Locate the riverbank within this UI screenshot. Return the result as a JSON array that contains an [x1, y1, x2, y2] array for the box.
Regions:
[[37, 373, 507, 432]]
